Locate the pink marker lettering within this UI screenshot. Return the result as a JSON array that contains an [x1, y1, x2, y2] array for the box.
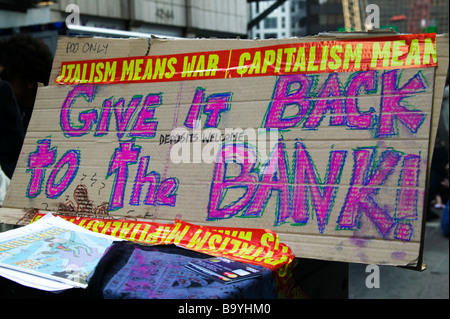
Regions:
[[202, 92, 231, 128], [184, 88, 205, 129], [208, 144, 258, 220], [377, 69, 427, 137], [345, 71, 377, 129], [303, 73, 346, 129], [114, 95, 142, 139], [26, 139, 57, 198], [107, 142, 140, 210], [45, 150, 80, 199], [130, 94, 161, 138], [60, 84, 97, 137], [264, 74, 313, 129], [337, 148, 401, 237], [184, 88, 231, 128], [290, 142, 347, 232], [130, 156, 160, 206], [156, 177, 179, 207], [243, 142, 290, 221], [95, 97, 113, 136], [394, 154, 421, 241]]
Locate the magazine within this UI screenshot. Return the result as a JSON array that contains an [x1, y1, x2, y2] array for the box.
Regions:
[[185, 256, 262, 284], [0, 213, 120, 291]]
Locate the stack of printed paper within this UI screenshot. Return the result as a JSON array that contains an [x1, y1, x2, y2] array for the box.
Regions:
[[0, 214, 119, 292]]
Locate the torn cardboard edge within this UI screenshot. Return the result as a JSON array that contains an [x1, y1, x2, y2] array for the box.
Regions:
[[418, 34, 449, 271]]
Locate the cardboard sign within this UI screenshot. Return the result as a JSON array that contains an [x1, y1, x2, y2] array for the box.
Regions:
[[1, 33, 448, 267]]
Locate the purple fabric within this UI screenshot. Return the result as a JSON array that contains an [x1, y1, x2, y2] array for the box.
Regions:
[[90, 243, 278, 299]]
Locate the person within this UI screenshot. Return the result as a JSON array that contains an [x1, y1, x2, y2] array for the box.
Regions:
[[0, 80, 24, 179], [0, 34, 53, 233], [0, 33, 53, 132], [0, 33, 53, 179], [438, 76, 449, 236], [428, 139, 449, 212], [0, 80, 23, 234]]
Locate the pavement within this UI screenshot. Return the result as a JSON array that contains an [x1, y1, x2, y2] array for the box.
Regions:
[[348, 216, 449, 299]]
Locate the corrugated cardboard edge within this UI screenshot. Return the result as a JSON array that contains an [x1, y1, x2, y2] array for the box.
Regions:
[[415, 33, 449, 270]]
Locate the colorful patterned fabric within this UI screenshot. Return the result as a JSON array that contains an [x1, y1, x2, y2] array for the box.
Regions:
[[88, 242, 278, 299]]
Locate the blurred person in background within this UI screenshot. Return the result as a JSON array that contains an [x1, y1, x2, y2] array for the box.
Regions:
[[0, 34, 52, 232], [0, 33, 53, 180], [0, 33, 53, 132], [0, 80, 24, 180]]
